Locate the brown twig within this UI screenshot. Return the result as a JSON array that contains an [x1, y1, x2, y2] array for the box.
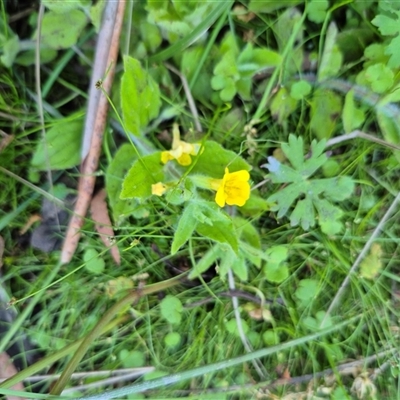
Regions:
[[61, 0, 126, 264]]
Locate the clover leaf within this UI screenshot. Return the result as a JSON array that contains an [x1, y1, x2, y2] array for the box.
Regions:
[[264, 135, 354, 235]]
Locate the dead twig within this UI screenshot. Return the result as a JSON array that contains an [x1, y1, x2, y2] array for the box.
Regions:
[[61, 0, 126, 264]]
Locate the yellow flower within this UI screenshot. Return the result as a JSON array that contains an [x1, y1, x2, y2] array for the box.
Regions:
[[214, 168, 250, 207], [151, 182, 167, 196], [161, 123, 201, 166]]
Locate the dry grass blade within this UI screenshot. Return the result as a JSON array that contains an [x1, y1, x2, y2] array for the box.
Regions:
[[0, 353, 25, 400], [90, 188, 121, 265], [61, 0, 126, 264]]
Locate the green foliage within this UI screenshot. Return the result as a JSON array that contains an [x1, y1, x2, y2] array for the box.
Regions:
[[310, 89, 343, 139], [189, 141, 251, 178], [265, 135, 354, 235], [160, 295, 183, 325], [164, 332, 181, 348], [211, 33, 281, 102], [225, 318, 249, 336], [342, 89, 365, 133], [263, 246, 289, 283], [372, 2, 400, 68], [119, 349, 145, 368], [105, 144, 148, 225], [302, 311, 333, 331], [295, 279, 319, 308], [31, 118, 83, 170], [83, 248, 105, 275], [120, 153, 164, 200], [306, 0, 328, 23], [121, 56, 161, 136], [40, 10, 87, 50], [171, 200, 238, 255]]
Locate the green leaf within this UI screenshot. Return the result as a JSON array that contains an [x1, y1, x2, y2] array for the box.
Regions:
[[83, 249, 105, 275], [195, 203, 238, 253], [265, 158, 302, 183], [190, 141, 251, 179], [0, 35, 20, 68], [270, 87, 298, 124], [31, 118, 83, 170], [371, 14, 399, 36], [119, 350, 145, 368], [313, 198, 343, 235], [318, 22, 343, 81], [265, 135, 353, 234], [322, 176, 355, 201], [282, 134, 304, 171], [263, 246, 289, 283], [171, 203, 198, 254], [160, 295, 183, 325], [310, 88, 342, 140], [365, 63, 394, 93], [290, 80, 312, 100], [218, 248, 248, 281], [360, 243, 383, 280], [121, 56, 161, 136], [295, 279, 319, 307], [226, 318, 249, 336], [385, 35, 400, 68], [164, 332, 181, 348], [248, 0, 302, 13], [307, 0, 328, 23], [106, 144, 140, 225], [342, 89, 366, 133], [120, 153, 164, 200], [268, 181, 304, 218], [290, 196, 315, 230], [189, 244, 220, 279], [40, 10, 87, 49], [43, 0, 85, 13]]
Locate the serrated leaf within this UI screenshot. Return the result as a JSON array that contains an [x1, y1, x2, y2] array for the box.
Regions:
[[295, 279, 319, 304], [171, 203, 198, 254], [290, 196, 315, 230], [342, 89, 366, 133], [160, 295, 183, 325], [265, 157, 302, 183], [268, 182, 304, 218], [365, 63, 394, 93], [307, 0, 328, 23], [313, 198, 343, 235], [40, 10, 87, 49], [282, 134, 304, 170], [196, 215, 238, 254], [323, 176, 355, 201], [302, 139, 328, 177], [371, 14, 399, 36], [121, 56, 161, 136], [120, 153, 164, 200], [31, 118, 83, 170], [385, 35, 400, 68]]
